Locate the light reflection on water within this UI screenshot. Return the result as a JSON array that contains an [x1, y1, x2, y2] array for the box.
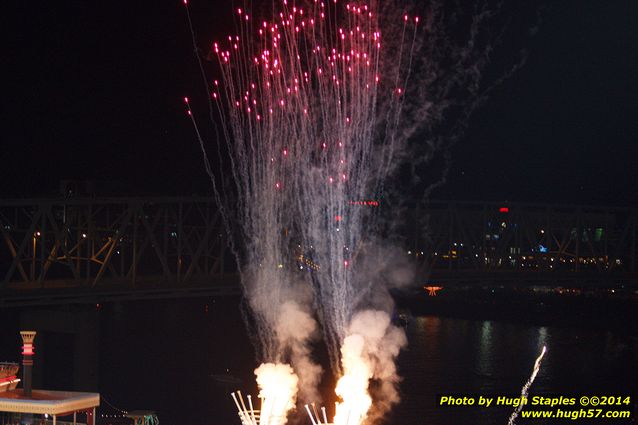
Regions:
[[92, 300, 637, 425], [391, 315, 637, 425]]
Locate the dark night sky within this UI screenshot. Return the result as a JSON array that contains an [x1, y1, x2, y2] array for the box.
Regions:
[[3, 1, 637, 205]]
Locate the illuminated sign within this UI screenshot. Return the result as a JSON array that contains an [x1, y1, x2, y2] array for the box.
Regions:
[[349, 200, 379, 207]]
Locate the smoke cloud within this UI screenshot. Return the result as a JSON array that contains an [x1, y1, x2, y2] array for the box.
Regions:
[[243, 268, 323, 405], [275, 301, 323, 403], [184, 0, 524, 422], [335, 310, 408, 425], [255, 363, 299, 425]]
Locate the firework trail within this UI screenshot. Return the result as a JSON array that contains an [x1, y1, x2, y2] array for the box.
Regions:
[[184, 0, 506, 423], [188, 0, 418, 412], [508, 345, 547, 425]]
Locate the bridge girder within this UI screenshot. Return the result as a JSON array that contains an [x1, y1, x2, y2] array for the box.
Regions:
[[1, 198, 636, 292], [406, 201, 637, 281], [0, 197, 226, 289]]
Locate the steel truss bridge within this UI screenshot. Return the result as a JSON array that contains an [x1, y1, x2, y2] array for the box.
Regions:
[[0, 197, 233, 306], [410, 201, 637, 287], [0, 197, 636, 306]]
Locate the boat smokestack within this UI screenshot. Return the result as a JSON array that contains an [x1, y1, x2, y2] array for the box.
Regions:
[[20, 331, 36, 398]]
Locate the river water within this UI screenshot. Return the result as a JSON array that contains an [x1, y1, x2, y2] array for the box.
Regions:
[[96, 298, 637, 425], [1, 297, 636, 425]]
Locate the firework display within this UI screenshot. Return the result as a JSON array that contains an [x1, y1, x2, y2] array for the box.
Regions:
[[183, 1, 484, 424], [195, 0, 418, 351]]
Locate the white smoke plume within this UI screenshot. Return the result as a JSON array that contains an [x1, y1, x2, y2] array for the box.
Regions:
[[275, 301, 323, 403], [244, 272, 323, 405], [182, 0, 528, 423], [255, 363, 299, 425], [335, 310, 408, 425]]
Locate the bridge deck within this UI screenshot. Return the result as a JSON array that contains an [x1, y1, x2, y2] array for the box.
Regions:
[[1, 197, 636, 306]]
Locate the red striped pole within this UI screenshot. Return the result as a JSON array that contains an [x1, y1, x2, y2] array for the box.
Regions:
[[20, 331, 36, 398]]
